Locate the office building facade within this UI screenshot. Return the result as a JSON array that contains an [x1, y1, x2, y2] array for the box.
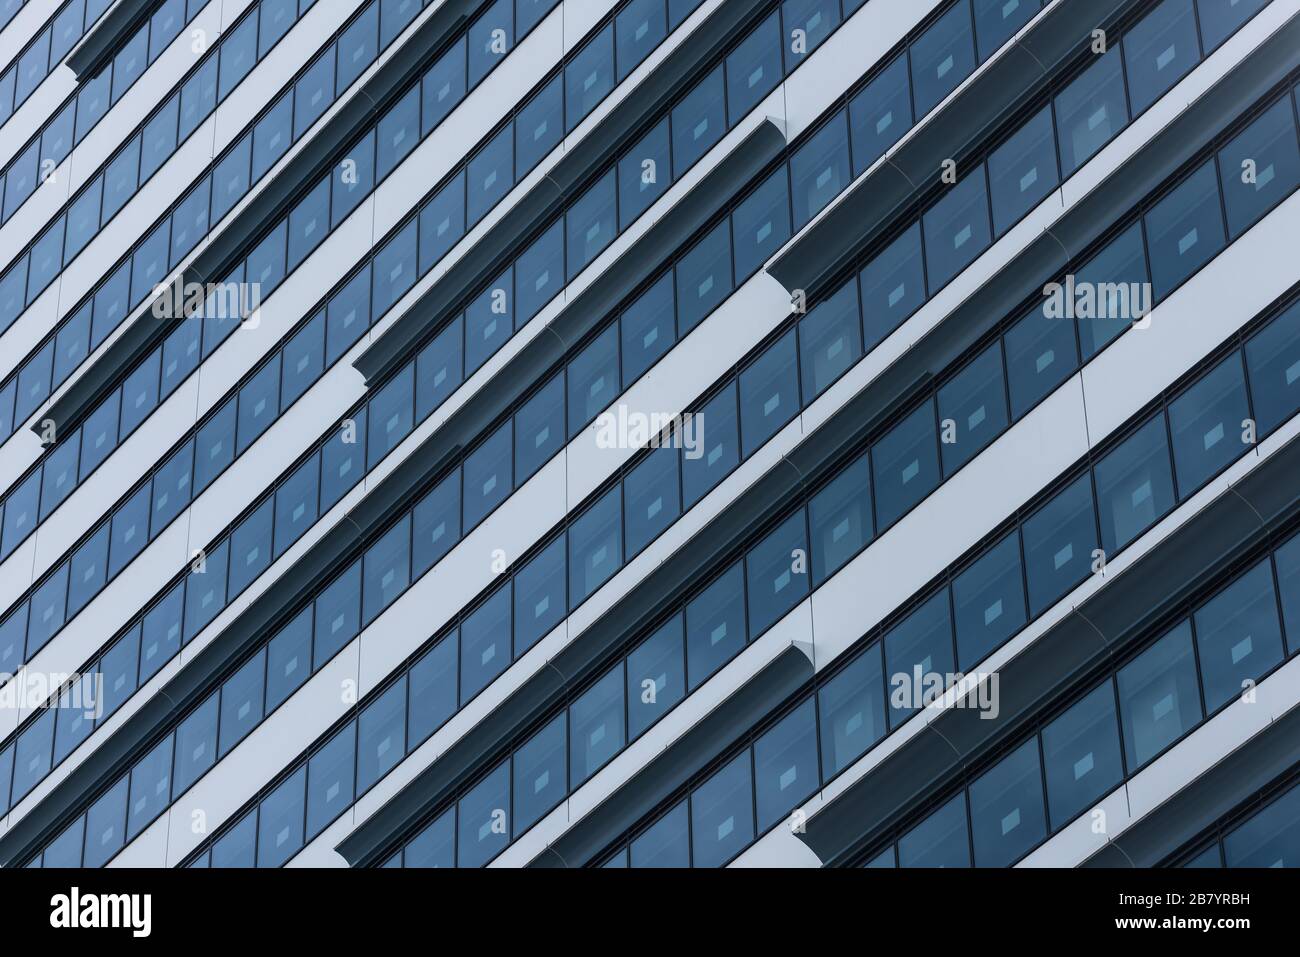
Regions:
[[0, 0, 1296, 869]]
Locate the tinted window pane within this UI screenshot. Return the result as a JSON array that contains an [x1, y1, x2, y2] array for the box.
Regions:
[[627, 616, 685, 739], [1219, 97, 1300, 239], [725, 12, 781, 125], [739, 329, 799, 457], [937, 343, 1009, 475], [952, 533, 1026, 670], [860, 223, 926, 349], [1144, 159, 1224, 300], [1041, 682, 1124, 829], [1193, 561, 1284, 713], [570, 667, 624, 787], [1123, 0, 1200, 116], [808, 451, 872, 584], [457, 761, 509, 867], [871, 402, 939, 530], [1094, 416, 1176, 555], [1022, 474, 1097, 616], [513, 713, 566, 832], [898, 792, 969, 867], [631, 800, 689, 867], [969, 738, 1046, 866], [1117, 622, 1202, 768], [682, 384, 738, 508], [513, 536, 564, 654], [569, 487, 621, 606], [753, 698, 817, 830], [1169, 354, 1250, 496], [910, 3, 976, 117], [1245, 303, 1300, 438], [685, 563, 745, 688], [988, 105, 1058, 234], [818, 641, 885, 776], [745, 511, 808, 637], [357, 679, 406, 793], [1054, 45, 1128, 177], [690, 753, 754, 867], [799, 281, 861, 403], [923, 165, 991, 292], [460, 586, 510, 701]]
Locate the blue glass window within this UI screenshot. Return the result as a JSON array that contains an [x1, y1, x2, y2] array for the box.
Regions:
[[808, 452, 871, 584], [923, 164, 991, 292], [513, 536, 565, 655], [732, 168, 791, 280], [898, 792, 969, 867], [739, 329, 799, 457], [624, 446, 680, 560], [570, 667, 624, 787], [515, 375, 563, 482], [567, 25, 614, 131], [357, 679, 406, 793], [988, 105, 1059, 234], [937, 343, 1008, 476], [1245, 303, 1300, 437], [1055, 46, 1128, 177], [627, 616, 685, 739], [819, 640, 885, 775], [619, 118, 671, 230], [691, 752, 754, 867], [172, 691, 218, 795], [671, 65, 725, 173], [1041, 682, 1123, 829], [1117, 622, 1202, 768], [1144, 160, 1225, 299], [218, 650, 265, 756], [313, 560, 361, 669], [686, 563, 746, 688], [1023, 474, 1097, 616], [725, 12, 781, 125], [1124, 0, 1200, 116], [952, 533, 1026, 670], [969, 738, 1046, 866], [1218, 96, 1300, 240], [1193, 561, 1284, 712], [1169, 353, 1250, 496], [362, 515, 410, 625], [871, 401, 939, 530], [682, 384, 738, 508], [860, 223, 925, 349], [569, 487, 622, 606], [1094, 416, 1176, 555], [513, 713, 566, 832], [460, 586, 511, 701], [754, 697, 818, 830], [516, 76, 563, 174], [745, 511, 808, 636], [676, 220, 732, 335], [631, 800, 689, 866], [306, 722, 355, 839], [412, 472, 460, 577], [457, 761, 510, 867], [256, 766, 305, 867]]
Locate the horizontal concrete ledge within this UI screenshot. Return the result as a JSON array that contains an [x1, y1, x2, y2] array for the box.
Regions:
[[38, 0, 485, 441], [352, 0, 775, 387], [67, 0, 151, 80], [796, 427, 1300, 866], [767, 0, 1137, 296], [1081, 700, 1300, 867]]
